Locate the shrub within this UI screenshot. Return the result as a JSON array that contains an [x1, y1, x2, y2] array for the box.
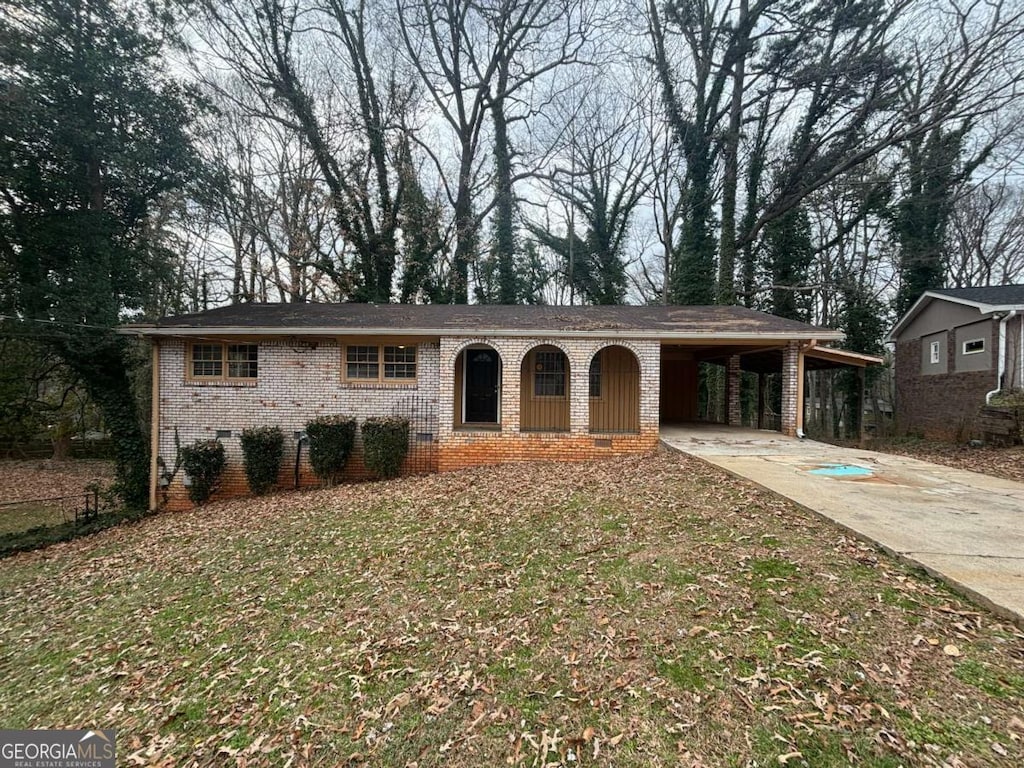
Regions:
[[361, 416, 410, 479], [179, 439, 226, 505], [306, 415, 356, 485], [240, 426, 284, 495]]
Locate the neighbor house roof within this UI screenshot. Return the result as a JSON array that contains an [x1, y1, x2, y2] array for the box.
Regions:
[[126, 302, 845, 342], [888, 284, 1024, 341]]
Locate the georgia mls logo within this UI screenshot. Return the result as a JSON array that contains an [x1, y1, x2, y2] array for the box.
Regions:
[[0, 729, 115, 768]]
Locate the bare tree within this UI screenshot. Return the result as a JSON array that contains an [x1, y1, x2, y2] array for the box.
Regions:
[[193, 0, 412, 302], [396, 0, 600, 303], [526, 86, 654, 304], [948, 180, 1024, 287]]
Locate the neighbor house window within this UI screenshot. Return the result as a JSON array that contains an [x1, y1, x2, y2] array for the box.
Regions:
[[929, 340, 940, 364], [589, 353, 602, 398], [962, 338, 985, 355], [190, 343, 258, 381], [344, 344, 416, 382], [533, 349, 567, 397]]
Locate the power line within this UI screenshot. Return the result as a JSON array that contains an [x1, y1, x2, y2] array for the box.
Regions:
[[0, 315, 115, 331]]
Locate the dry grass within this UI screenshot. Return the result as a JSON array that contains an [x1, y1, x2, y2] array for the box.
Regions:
[[0, 448, 1022, 767]]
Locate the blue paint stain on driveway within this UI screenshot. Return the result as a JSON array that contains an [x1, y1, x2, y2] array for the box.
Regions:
[[808, 463, 873, 478]]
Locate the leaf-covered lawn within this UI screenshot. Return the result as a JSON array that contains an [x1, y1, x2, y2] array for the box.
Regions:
[[0, 459, 113, 503], [869, 439, 1024, 485], [1, 449, 1022, 767]]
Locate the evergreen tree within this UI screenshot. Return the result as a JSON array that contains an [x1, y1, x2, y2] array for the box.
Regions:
[[528, 224, 628, 306], [0, 0, 203, 506], [764, 204, 814, 321], [838, 283, 887, 438], [395, 136, 445, 303], [893, 124, 978, 315]]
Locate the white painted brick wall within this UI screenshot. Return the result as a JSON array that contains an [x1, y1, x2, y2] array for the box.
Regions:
[[157, 335, 660, 482], [157, 339, 440, 474]]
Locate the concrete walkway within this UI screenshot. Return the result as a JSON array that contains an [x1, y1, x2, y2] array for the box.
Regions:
[[660, 424, 1024, 626]]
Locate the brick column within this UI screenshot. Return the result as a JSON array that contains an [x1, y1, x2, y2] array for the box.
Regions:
[[781, 341, 801, 437], [726, 355, 742, 426], [569, 350, 588, 435]]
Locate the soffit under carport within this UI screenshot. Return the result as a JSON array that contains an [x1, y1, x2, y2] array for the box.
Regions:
[[690, 345, 883, 374]]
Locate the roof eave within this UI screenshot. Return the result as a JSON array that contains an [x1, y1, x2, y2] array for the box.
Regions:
[[887, 291, 1024, 342], [121, 325, 844, 342], [806, 346, 884, 368]]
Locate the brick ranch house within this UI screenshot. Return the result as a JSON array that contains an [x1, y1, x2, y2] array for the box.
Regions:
[[128, 303, 877, 509], [889, 285, 1024, 438]]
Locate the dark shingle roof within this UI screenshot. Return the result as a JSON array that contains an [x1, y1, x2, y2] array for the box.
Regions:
[[136, 303, 841, 340], [930, 285, 1024, 306]]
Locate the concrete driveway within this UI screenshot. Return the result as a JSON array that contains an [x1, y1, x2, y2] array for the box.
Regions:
[[660, 424, 1024, 626]]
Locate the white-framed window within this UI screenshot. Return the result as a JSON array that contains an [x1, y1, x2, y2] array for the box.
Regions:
[[929, 340, 941, 364], [189, 342, 258, 381], [344, 344, 417, 382], [962, 338, 985, 355]]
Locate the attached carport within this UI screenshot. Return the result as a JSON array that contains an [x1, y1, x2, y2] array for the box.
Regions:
[[660, 341, 882, 438]]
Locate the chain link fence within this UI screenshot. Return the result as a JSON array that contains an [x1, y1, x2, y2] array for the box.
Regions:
[[0, 488, 114, 539]]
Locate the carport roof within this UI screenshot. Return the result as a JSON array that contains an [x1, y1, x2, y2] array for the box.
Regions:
[[126, 303, 845, 342], [703, 345, 882, 373]]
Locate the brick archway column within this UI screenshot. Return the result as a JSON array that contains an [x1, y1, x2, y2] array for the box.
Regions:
[[781, 341, 804, 437]]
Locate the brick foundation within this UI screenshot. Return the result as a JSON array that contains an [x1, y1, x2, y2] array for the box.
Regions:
[[436, 429, 658, 472]]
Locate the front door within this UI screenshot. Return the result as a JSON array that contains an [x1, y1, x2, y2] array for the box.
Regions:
[[464, 349, 500, 423]]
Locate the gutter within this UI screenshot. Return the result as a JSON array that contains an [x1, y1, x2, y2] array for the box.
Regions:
[[986, 310, 1017, 404]]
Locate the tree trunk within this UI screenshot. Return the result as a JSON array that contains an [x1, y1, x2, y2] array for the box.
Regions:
[[451, 143, 477, 304], [717, 0, 747, 306], [491, 78, 518, 304]]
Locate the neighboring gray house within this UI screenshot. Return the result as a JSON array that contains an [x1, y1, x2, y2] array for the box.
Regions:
[[889, 285, 1024, 438]]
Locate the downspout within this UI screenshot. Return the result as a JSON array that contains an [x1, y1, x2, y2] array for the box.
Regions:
[[986, 310, 1017, 404], [294, 432, 309, 488], [796, 340, 814, 439], [149, 340, 160, 511]]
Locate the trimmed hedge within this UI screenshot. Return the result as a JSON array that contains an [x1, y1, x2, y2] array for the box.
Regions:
[[306, 415, 356, 485], [179, 439, 226, 505], [240, 426, 284, 495], [362, 417, 410, 479]]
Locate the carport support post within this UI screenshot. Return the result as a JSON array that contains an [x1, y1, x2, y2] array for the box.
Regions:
[[857, 366, 867, 445], [726, 355, 742, 426], [781, 341, 804, 437], [757, 373, 766, 430]]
